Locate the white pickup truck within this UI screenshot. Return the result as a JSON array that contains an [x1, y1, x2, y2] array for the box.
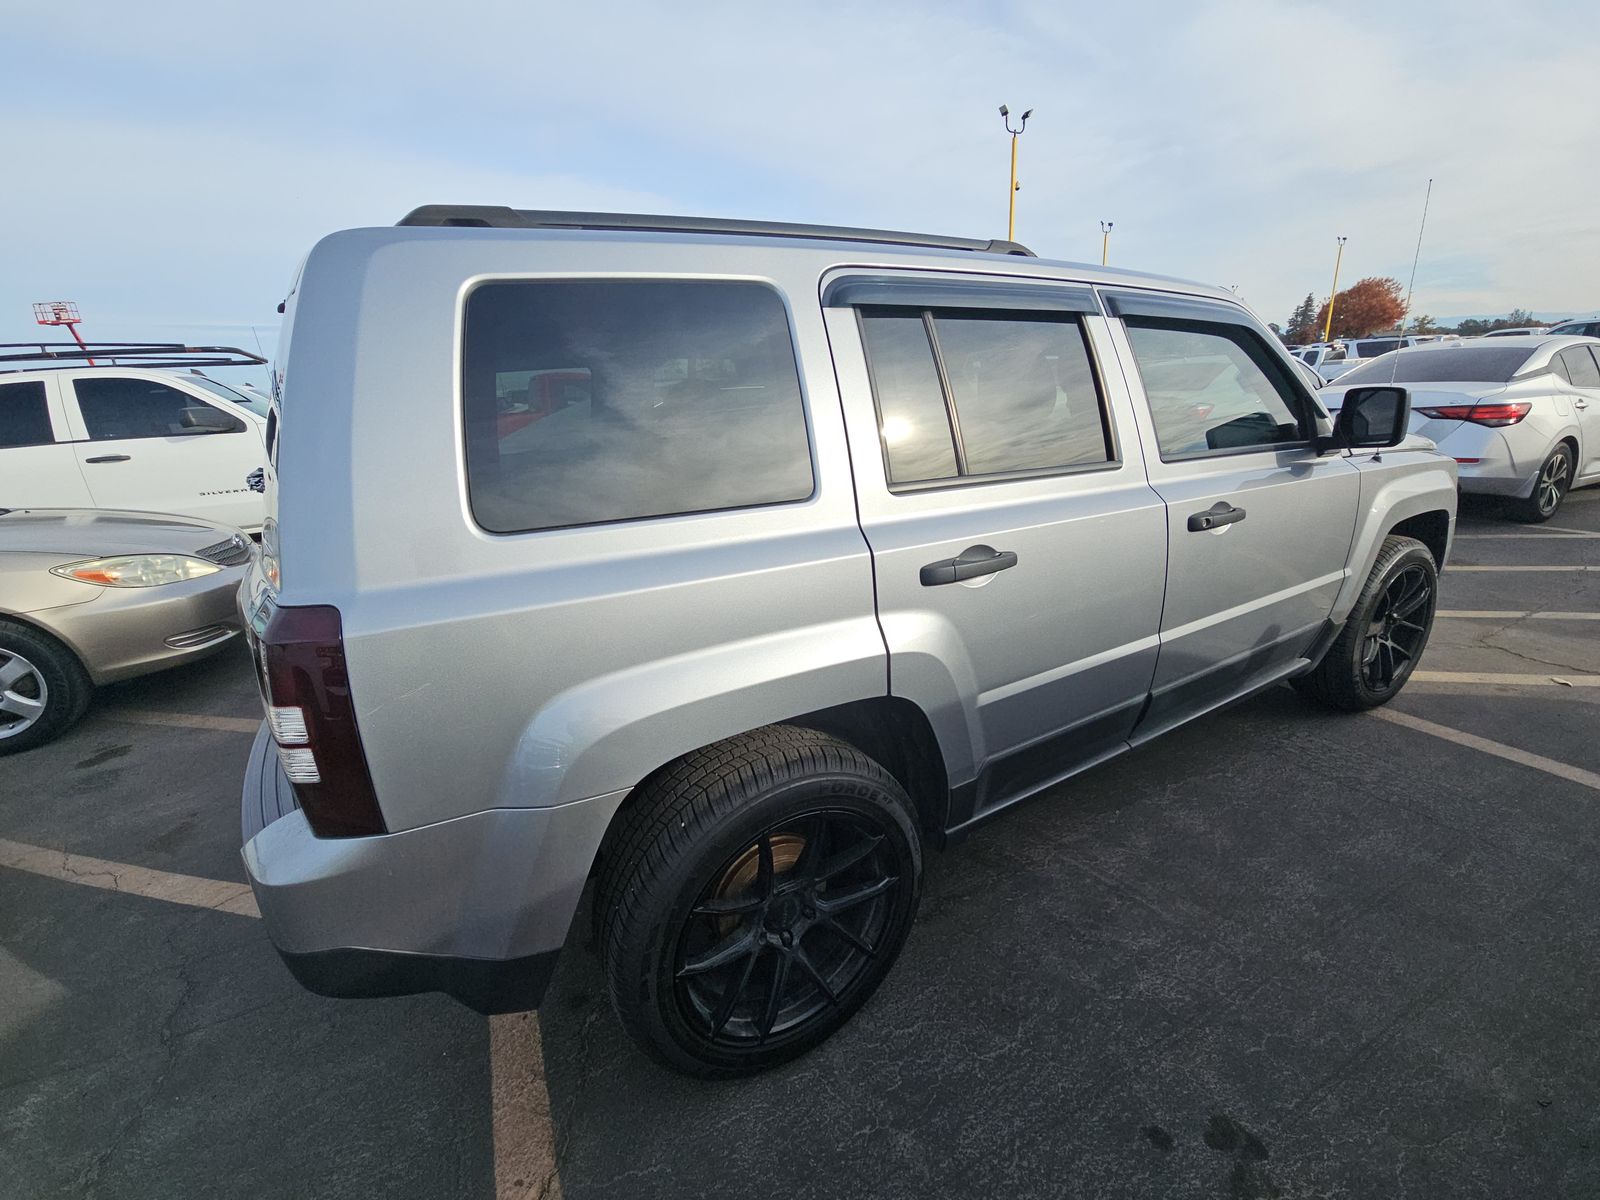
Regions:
[[0, 346, 269, 532]]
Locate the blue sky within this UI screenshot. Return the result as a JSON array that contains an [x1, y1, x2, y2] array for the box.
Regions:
[[3, 0, 1596, 379]]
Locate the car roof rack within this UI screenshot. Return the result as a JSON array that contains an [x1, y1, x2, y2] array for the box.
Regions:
[[0, 342, 267, 375], [397, 205, 1036, 257]]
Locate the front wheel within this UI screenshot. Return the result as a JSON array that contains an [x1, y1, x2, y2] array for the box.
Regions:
[[595, 726, 923, 1077], [1294, 535, 1438, 711], [0, 619, 94, 755], [1511, 444, 1573, 523]]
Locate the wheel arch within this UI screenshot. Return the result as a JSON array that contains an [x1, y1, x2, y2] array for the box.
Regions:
[[592, 696, 953, 884]]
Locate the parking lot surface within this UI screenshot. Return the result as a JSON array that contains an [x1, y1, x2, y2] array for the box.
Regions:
[[5, 492, 1600, 1199]]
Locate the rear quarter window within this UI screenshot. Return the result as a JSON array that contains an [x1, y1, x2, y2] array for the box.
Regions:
[[462, 279, 815, 533]]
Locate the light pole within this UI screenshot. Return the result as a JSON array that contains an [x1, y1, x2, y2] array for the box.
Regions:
[[999, 104, 1032, 242], [1321, 236, 1348, 343], [1100, 221, 1113, 265]]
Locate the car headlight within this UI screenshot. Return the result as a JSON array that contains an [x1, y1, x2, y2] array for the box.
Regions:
[[51, 555, 223, 587]]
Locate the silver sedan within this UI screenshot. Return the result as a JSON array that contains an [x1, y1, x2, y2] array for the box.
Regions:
[[0, 508, 252, 753], [1322, 336, 1600, 522]]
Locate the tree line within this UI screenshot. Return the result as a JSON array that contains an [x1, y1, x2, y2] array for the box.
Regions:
[[1278, 278, 1543, 343]]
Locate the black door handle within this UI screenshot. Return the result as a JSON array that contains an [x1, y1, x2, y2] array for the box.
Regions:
[[1187, 502, 1246, 532], [920, 544, 1019, 587], [84, 454, 131, 464]]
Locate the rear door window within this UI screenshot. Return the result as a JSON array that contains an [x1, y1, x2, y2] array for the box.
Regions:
[[72, 377, 245, 440], [0, 380, 55, 449], [461, 280, 814, 533], [1123, 319, 1307, 458], [858, 309, 1112, 487], [1559, 347, 1600, 388]]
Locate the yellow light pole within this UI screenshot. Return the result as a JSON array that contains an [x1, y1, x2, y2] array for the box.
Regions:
[[1321, 236, 1348, 343], [1100, 220, 1113, 265], [999, 104, 1032, 241]]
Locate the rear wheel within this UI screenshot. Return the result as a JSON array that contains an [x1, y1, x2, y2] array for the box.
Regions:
[[0, 620, 93, 755], [1294, 535, 1437, 711], [595, 726, 922, 1077], [1511, 444, 1573, 523]]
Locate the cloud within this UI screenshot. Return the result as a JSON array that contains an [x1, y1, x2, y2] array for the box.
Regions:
[[3, 0, 1596, 343]]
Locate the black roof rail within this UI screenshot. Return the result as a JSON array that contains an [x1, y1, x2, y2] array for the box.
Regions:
[[0, 343, 266, 374], [397, 205, 1036, 257]]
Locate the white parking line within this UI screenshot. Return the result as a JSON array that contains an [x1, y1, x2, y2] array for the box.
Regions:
[[0, 834, 562, 1195], [1448, 565, 1598, 573], [0, 837, 260, 915], [106, 709, 262, 734], [1409, 671, 1600, 687], [1373, 708, 1600, 792], [1454, 531, 1600, 540], [1437, 611, 1600, 621]]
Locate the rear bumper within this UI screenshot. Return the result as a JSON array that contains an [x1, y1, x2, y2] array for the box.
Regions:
[[239, 723, 625, 1014]]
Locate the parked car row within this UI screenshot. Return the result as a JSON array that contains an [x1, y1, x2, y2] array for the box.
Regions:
[[1321, 335, 1600, 521]]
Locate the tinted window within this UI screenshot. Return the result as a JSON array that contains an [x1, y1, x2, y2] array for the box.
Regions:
[[1123, 320, 1305, 457], [932, 314, 1110, 474], [1551, 355, 1572, 384], [1354, 338, 1400, 358], [74, 377, 244, 440], [1562, 347, 1600, 388], [858, 313, 957, 483], [0, 381, 54, 449], [462, 280, 813, 533], [1336, 346, 1535, 385]]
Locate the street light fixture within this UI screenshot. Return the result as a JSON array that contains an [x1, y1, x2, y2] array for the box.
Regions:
[[999, 104, 1032, 241], [1322, 236, 1348, 343], [1100, 220, 1114, 265]]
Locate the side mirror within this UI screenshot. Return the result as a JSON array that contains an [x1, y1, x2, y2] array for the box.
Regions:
[[1319, 386, 1409, 453], [179, 405, 241, 434]]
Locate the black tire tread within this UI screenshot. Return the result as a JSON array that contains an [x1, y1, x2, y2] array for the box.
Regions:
[[1509, 444, 1573, 524]]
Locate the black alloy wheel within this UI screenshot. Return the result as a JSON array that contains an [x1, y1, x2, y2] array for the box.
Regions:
[[673, 811, 903, 1047], [1359, 562, 1433, 695]]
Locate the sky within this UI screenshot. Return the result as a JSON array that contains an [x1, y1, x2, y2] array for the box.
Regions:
[[3, 0, 1597, 378]]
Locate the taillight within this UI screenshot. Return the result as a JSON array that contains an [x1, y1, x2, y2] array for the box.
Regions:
[[1415, 402, 1532, 427], [254, 602, 386, 838]]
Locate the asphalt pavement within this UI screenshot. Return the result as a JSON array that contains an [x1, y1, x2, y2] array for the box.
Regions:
[[4, 489, 1599, 1199]]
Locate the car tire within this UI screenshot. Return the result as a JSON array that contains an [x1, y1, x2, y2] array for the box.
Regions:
[[1293, 535, 1438, 712], [1510, 444, 1574, 523], [595, 725, 923, 1078], [0, 619, 94, 755]]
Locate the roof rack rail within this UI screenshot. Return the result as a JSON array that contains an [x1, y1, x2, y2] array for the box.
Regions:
[[397, 205, 1036, 258], [0, 343, 266, 375]]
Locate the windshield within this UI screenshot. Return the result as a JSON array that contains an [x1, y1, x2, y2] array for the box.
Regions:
[[1354, 338, 1401, 358], [1336, 346, 1538, 385], [184, 374, 271, 417]]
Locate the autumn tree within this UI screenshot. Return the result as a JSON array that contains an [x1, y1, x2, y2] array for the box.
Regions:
[[1284, 293, 1320, 343], [1313, 277, 1407, 339]]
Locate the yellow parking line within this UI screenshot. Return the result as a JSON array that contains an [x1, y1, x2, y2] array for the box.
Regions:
[[1373, 708, 1600, 792], [107, 709, 261, 734], [491, 1012, 564, 1200], [0, 837, 260, 916], [1, 834, 562, 1195], [1437, 611, 1600, 621], [1409, 671, 1600, 687]]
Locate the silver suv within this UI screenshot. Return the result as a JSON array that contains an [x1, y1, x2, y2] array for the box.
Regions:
[[239, 207, 1457, 1076]]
